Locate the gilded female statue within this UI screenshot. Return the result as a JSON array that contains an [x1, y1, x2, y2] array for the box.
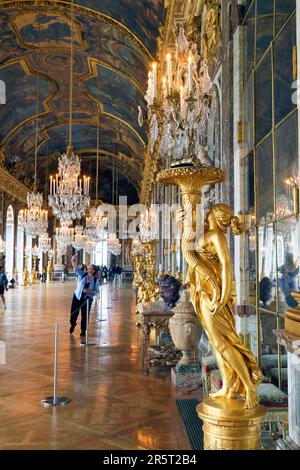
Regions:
[[178, 203, 263, 409]]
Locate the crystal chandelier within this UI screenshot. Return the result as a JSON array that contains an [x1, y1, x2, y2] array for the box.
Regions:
[[140, 207, 158, 243], [56, 225, 74, 247], [39, 232, 52, 253], [32, 243, 40, 257], [49, 153, 90, 227], [142, 25, 214, 167], [107, 233, 121, 256], [0, 235, 5, 254], [73, 225, 88, 251], [56, 243, 67, 258], [85, 206, 106, 243], [19, 193, 48, 237]]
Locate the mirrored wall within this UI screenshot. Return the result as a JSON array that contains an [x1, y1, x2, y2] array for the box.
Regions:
[[241, 0, 298, 392]]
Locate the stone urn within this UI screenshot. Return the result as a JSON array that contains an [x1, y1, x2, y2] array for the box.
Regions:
[[169, 290, 202, 366]]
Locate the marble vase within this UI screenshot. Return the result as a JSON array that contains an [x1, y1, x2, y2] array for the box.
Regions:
[[169, 290, 202, 367]]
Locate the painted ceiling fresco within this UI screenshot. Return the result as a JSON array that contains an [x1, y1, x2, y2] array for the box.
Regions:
[[0, 0, 165, 203]]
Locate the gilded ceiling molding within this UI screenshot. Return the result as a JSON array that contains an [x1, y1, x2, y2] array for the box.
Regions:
[[22, 116, 142, 171], [81, 57, 145, 97], [0, 166, 28, 203], [10, 10, 85, 50], [0, 0, 154, 61], [102, 112, 146, 147], [76, 151, 142, 187], [78, 149, 143, 170], [2, 108, 145, 158], [81, 86, 146, 147], [0, 57, 56, 147]]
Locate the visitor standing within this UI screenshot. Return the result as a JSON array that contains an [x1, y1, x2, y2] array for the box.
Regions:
[[0, 266, 8, 310], [62, 264, 68, 283], [69, 255, 99, 336]]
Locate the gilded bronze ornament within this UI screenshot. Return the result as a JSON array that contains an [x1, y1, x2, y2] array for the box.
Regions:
[[157, 166, 264, 409]]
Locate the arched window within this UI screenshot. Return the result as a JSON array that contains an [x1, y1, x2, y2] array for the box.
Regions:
[[5, 205, 14, 279], [16, 211, 25, 281]]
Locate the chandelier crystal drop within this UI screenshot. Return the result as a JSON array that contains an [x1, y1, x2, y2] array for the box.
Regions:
[[49, 152, 90, 227], [19, 193, 48, 237], [39, 232, 52, 253], [107, 233, 121, 256], [0, 235, 5, 254], [73, 225, 88, 251], [140, 207, 158, 243], [143, 24, 214, 167], [56, 225, 74, 247]]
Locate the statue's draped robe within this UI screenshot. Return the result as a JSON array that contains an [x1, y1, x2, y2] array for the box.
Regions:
[[186, 245, 263, 397]]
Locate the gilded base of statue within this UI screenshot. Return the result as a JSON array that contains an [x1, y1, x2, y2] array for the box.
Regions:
[[197, 398, 266, 450]]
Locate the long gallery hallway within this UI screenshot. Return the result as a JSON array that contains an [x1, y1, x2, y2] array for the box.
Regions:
[[0, 281, 190, 450]]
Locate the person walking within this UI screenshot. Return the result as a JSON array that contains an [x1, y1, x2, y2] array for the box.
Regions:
[[103, 265, 108, 283], [0, 266, 8, 310], [69, 255, 99, 337]]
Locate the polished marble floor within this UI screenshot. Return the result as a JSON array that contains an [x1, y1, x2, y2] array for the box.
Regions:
[[0, 281, 193, 450]]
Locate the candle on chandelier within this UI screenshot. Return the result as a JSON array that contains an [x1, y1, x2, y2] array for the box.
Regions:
[[180, 85, 184, 115], [56, 174, 58, 191], [50, 175, 53, 195], [79, 179, 82, 192], [162, 76, 167, 99], [152, 62, 157, 100], [188, 53, 193, 95], [166, 53, 172, 94]]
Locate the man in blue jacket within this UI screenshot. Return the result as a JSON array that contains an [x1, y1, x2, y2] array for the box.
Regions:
[[69, 255, 99, 337]]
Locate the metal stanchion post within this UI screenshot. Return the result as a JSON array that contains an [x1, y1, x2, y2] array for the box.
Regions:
[[96, 286, 107, 322], [80, 298, 96, 346], [41, 322, 71, 407]]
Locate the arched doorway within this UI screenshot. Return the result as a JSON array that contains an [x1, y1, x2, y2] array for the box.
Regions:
[[16, 211, 25, 283], [5, 205, 14, 279]]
